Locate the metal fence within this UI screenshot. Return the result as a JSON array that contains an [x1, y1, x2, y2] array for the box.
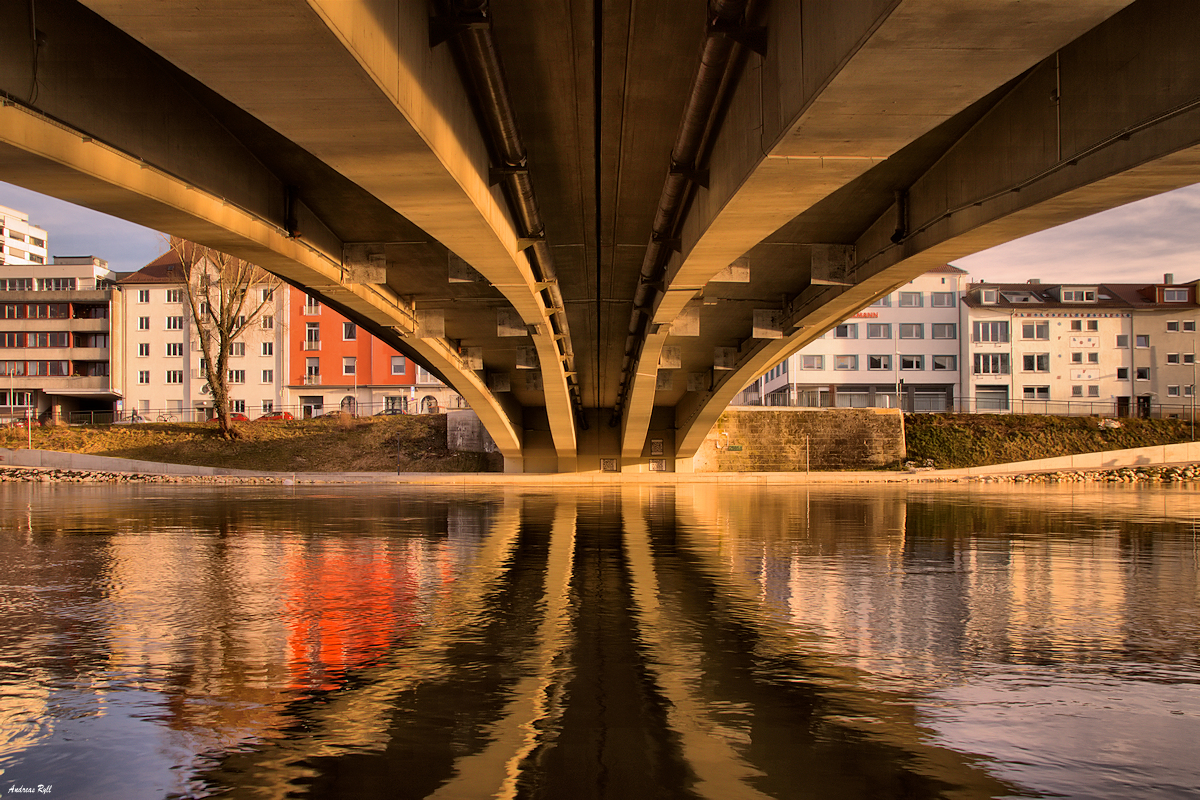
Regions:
[[730, 392, 1200, 420]]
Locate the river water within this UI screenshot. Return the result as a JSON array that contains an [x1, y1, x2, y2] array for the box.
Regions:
[[0, 483, 1197, 799]]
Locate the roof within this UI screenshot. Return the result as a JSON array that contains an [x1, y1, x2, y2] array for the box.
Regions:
[[962, 280, 1198, 311], [117, 249, 183, 284]]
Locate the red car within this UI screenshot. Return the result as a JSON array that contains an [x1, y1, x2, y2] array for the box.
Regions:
[[256, 411, 295, 422], [208, 412, 250, 423]]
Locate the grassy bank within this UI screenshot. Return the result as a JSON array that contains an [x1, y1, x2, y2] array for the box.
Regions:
[[905, 413, 1196, 469], [0, 414, 500, 473]]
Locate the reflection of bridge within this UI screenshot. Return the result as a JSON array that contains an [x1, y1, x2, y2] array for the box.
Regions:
[[2, 1, 1198, 472]]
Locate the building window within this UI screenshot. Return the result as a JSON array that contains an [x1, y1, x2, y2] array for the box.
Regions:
[[1072, 385, 1084, 397], [899, 323, 923, 339], [1023, 353, 1050, 372], [228, 369, 245, 384], [137, 289, 150, 303], [871, 295, 891, 307], [1168, 321, 1180, 332], [974, 353, 1010, 374], [137, 316, 150, 331], [262, 369, 273, 383], [165, 370, 183, 384], [1062, 288, 1096, 302], [231, 400, 246, 413], [930, 292, 955, 308], [391, 355, 407, 375], [261, 287, 274, 302], [834, 323, 857, 339], [1136, 334, 1150, 348], [867, 355, 891, 370], [1168, 385, 1181, 397], [900, 354, 924, 370], [262, 400, 274, 413], [1116, 334, 1129, 348], [1088, 385, 1100, 397], [973, 321, 1009, 342], [800, 355, 823, 370], [343, 357, 356, 376], [165, 288, 183, 303], [305, 357, 320, 383], [343, 322, 357, 340], [166, 316, 184, 330], [1071, 352, 1084, 364], [304, 294, 321, 314], [1186, 354, 1197, 364], [1023, 386, 1050, 400], [1070, 320, 1083, 331], [261, 315, 274, 330], [136, 342, 150, 357], [137, 370, 150, 384], [980, 289, 999, 304], [261, 342, 273, 357], [932, 355, 956, 371], [1136, 367, 1150, 380], [1023, 321, 1049, 339], [899, 291, 923, 307], [1187, 386, 1196, 397], [165, 342, 183, 357], [1164, 288, 1189, 302], [866, 323, 890, 339], [1185, 321, 1196, 332], [931, 323, 956, 339], [305, 322, 320, 350], [1088, 351, 1099, 363], [834, 355, 857, 371], [1168, 353, 1180, 364], [229, 342, 246, 357], [1117, 367, 1129, 380]]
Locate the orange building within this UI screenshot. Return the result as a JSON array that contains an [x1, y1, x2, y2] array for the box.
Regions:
[[287, 288, 462, 417]]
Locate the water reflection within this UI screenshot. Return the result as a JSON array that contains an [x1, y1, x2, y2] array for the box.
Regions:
[[0, 484, 1197, 798]]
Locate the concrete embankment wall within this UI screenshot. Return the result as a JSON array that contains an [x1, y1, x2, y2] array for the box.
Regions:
[[692, 407, 906, 472], [937, 440, 1200, 477], [0, 448, 276, 477]]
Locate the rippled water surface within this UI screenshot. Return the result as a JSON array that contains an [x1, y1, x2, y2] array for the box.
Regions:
[[1, 483, 1198, 798]]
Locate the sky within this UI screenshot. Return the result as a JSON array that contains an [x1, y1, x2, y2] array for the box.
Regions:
[[2, 178, 1199, 283]]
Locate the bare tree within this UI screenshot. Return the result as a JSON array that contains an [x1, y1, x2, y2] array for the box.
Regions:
[[169, 237, 281, 438]]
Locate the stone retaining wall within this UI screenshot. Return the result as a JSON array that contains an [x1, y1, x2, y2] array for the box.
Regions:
[[693, 407, 906, 472]]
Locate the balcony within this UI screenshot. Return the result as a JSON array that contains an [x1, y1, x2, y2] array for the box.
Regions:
[[303, 340, 320, 351], [304, 374, 321, 385]]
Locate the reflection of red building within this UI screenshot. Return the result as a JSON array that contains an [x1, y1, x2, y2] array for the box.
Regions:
[[286, 288, 460, 417]]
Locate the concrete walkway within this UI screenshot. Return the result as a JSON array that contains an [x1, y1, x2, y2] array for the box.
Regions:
[[3, 442, 1200, 485]]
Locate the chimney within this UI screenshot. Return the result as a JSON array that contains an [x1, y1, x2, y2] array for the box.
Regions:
[[1028, 278, 1040, 284], [1165, 273, 1174, 285]]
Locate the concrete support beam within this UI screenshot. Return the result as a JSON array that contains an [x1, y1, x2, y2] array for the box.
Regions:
[[0, 101, 524, 460], [674, 0, 1200, 457], [79, 0, 576, 465], [622, 0, 1135, 459]]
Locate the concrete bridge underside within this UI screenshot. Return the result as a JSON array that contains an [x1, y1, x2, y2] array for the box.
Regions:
[[2, 0, 1199, 472]]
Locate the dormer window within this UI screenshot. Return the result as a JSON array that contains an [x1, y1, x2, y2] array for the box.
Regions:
[[1164, 288, 1189, 302], [980, 289, 998, 304], [1061, 287, 1097, 302]]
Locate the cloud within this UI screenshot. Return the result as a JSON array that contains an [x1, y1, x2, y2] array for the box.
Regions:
[[0, 181, 167, 274], [956, 183, 1200, 284]]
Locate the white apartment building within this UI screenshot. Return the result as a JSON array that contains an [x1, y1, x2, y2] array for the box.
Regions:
[[0, 255, 120, 423], [962, 277, 1200, 417], [0, 205, 49, 267], [749, 265, 967, 411], [118, 250, 288, 421]]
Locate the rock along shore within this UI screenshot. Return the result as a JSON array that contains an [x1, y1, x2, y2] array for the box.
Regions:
[[0, 466, 287, 485]]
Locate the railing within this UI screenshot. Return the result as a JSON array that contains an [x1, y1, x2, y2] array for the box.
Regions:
[[729, 391, 1200, 419], [302, 341, 320, 351]]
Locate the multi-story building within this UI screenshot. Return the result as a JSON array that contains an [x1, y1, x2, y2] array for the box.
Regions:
[[287, 287, 462, 417], [961, 276, 1200, 417], [0, 255, 120, 423], [746, 265, 967, 411], [118, 250, 287, 421], [0, 205, 49, 267]]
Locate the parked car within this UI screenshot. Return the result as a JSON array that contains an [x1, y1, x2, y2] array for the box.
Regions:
[[374, 408, 406, 416], [256, 411, 295, 422]]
